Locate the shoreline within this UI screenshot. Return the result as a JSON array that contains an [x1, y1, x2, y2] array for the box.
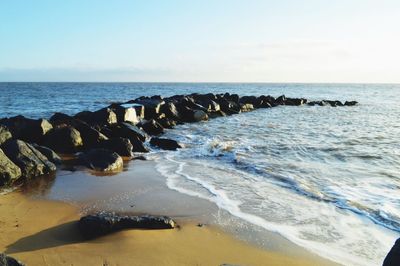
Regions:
[[1, 159, 338, 266], [0, 190, 337, 266]]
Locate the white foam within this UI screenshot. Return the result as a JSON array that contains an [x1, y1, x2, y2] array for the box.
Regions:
[[155, 154, 398, 266]]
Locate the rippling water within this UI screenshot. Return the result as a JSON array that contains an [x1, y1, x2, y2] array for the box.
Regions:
[[1, 82, 399, 265]]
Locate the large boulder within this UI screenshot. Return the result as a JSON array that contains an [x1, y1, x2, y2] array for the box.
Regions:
[[73, 121, 108, 149], [150, 137, 182, 151], [49, 112, 74, 125], [160, 102, 181, 121], [383, 238, 400, 266], [108, 123, 147, 142], [31, 144, 62, 165], [285, 98, 307, 106], [50, 114, 108, 149], [239, 96, 261, 108], [0, 116, 52, 143], [140, 119, 164, 136], [0, 126, 12, 145], [79, 149, 123, 172], [132, 98, 165, 120], [1, 140, 56, 180], [344, 101, 358, 106], [215, 98, 241, 115], [176, 104, 209, 123], [0, 148, 22, 186], [193, 110, 208, 121], [111, 105, 139, 124], [97, 137, 133, 158], [156, 117, 177, 129], [44, 126, 83, 153], [103, 123, 148, 153], [0, 253, 25, 266], [75, 108, 117, 126], [79, 212, 176, 239], [257, 95, 275, 108], [275, 95, 286, 105], [223, 93, 240, 103]]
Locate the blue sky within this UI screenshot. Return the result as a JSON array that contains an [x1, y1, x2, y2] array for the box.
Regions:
[[1, 0, 399, 82]]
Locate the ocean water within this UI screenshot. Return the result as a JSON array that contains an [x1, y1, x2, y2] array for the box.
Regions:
[[1, 82, 399, 265]]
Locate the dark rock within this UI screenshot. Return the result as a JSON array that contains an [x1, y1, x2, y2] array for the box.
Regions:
[[0, 148, 22, 186], [285, 98, 307, 106], [175, 102, 209, 122], [49, 112, 74, 125], [258, 95, 275, 108], [132, 98, 165, 120], [79, 212, 175, 239], [1, 140, 56, 179], [239, 96, 261, 107], [223, 93, 240, 103], [73, 121, 108, 149], [97, 138, 133, 157], [197, 100, 221, 113], [140, 119, 164, 136], [109, 123, 147, 142], [383, 238, 400, 266], [275, 95, 286, 105], [79, 148, 123, 172], [150, 137, 182, 151], [156, 117, 177, 129], [191, 93, 217, 103], [160, 102, 181, 121], [0, 116, 52, 143], [193, 110, 208, 121], [308, 100, 329, 106], [32, 144, 62, 165], [49, 114, 108, 149], [208, 110, 227, 119], [133, 155, 147, 160], [216, 98, 241, 115], [0, 253, 25, 266], [44, 126, 83, 153], [103, 123, 148, 153], [0, 126, 12, 145], [111, 105, 139, 124], [75, 108, 117, 126], [344, 101, 358, 106]]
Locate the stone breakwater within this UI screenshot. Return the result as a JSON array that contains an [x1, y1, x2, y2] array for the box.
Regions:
[[0, 93, 358, 188]]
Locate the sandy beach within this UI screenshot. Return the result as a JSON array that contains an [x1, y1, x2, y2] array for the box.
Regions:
[[0, 190, 339, 266]]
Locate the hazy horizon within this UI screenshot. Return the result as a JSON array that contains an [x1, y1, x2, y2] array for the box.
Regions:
[[1, 0, 399, 83]]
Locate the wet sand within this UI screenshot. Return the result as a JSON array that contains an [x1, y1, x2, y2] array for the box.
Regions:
[[0, 191, 338, 266], [0, 159, 339, 265]]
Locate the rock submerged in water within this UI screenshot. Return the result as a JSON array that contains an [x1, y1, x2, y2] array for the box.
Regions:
[[78, 148, 123, 172], [0, 253, 25, 266], [79, 212, 176, 239], [140, 119, 164, 136], [383, 238, 400, 266], [150, 137, 182, 151]]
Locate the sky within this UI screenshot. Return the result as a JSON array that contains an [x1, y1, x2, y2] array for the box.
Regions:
[[0, 0, 399, 82]]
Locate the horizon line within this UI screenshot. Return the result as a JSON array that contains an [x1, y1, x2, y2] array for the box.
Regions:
[[0, 81, 399, 85]]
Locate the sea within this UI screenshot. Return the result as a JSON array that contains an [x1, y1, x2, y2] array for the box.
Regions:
[[1, 82, 399, 265]]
